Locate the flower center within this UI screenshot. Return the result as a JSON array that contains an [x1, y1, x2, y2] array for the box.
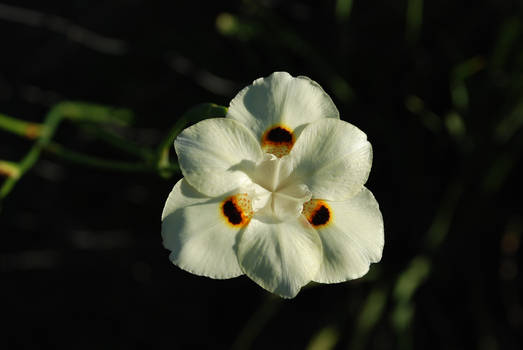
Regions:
[[261, 125, 295, 157], [249, 154, 311, 222]]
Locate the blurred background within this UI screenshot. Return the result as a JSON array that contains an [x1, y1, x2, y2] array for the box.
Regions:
[[1, 0, 522, 349]]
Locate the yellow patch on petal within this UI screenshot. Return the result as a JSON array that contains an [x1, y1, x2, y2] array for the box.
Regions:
[[302, 199, 333, 228], [261, 125, 295, 157], [220, 193, 253, 227]]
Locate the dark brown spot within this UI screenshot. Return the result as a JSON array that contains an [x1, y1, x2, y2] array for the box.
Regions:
[[311, 205, 330, 226], [266, 127, 293, 143], [222, 199, 243, 225]]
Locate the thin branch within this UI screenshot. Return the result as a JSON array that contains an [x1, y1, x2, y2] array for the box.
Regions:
[[230, 295, 282, 350], [0, 2, 127, 55], [156, 103, 227, 176], [168, 53, 239, 96], [79, 124, 154, 161], [0, 102, 133, 200], [0, 113, 44, 139], [45, 142, 176, 173]]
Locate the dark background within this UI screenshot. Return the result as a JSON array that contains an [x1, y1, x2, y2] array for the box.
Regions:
[[1, 1, 522, 349]]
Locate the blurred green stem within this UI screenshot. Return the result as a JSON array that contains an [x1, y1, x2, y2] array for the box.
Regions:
[[80, 124, 154, 161], [156, 103, 227, 177], [350, 285, 389, 350], [231, 295, 282, 350], [0, 102, 133, 200], [350, 178, 463, 350], [0, 160, 21, 179], [0, 113, 43, 139], [45, 142, 177, 173], [450, 56, 485, 112], [0, 101, 227, 202], [406, 0, 423, 44], [1, 106, 63, 198], [335, 0, 353, 22]]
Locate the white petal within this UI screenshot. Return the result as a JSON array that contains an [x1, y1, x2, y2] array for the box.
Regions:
[[161, 179, 244, 279], [237, 217, 322, 298], [227, 72, 339, 140], [312, 187, 384, 283], [175, 118, 263, 197], [289, 119, 372, 201]]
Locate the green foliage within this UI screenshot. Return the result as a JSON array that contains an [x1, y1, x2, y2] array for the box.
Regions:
[[0, 102, 226, 204], [405, 0, 423, 44], [335, 0, 353, 22]]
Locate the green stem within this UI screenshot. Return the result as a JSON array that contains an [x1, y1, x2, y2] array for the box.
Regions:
[[230, 295, 282, 350], [0, 102, 133, 200], [156, 103, 227, 176], [79, 124, 154, 161], [1, 101, 221, 200], [1, 106, 67, 199], [57, 101, 134, 126], [0, 160, 21, 178], [405, 0, 423, 44], [45, 142, 163, 172], [335, 0, 353, 22], [0, 113, 44, 139]]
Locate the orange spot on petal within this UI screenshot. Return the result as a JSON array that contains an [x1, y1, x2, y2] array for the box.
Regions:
[[220, 193, 253, 227], [261, 125, 295, 157], [302, 200, 332, 228]]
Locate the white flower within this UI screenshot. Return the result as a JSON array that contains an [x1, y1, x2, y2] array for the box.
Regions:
[[162, 72, 384, 298]]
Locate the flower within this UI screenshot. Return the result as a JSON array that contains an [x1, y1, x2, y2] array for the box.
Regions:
[[162, 72, 384, 298]]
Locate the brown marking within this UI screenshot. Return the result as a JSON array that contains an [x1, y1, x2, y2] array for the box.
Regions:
[[220, 194, 252, 227], [302, 200, 333, 228], [261, 125, 295, 157]]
